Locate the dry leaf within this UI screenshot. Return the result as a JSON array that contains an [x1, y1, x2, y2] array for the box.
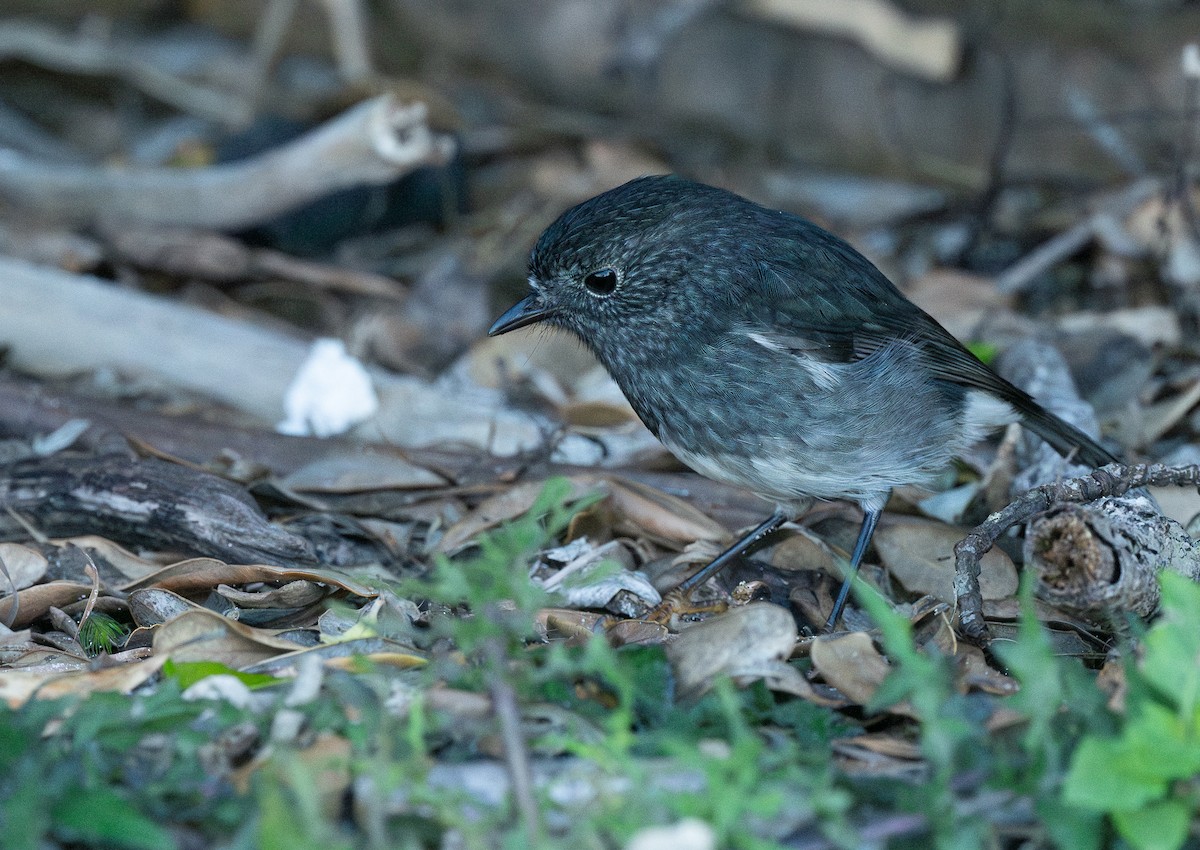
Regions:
[[810, 631, 913, 715], [956, 644, 1019, 695], [128, 587, 204, 627], [0, 542, 48, 591], [538, 607, 607, 639], [874, 519, 1017, 603], [606, 477, 729, 545], [54, 535, 163, 581], [436, 476, 603, 553], [121, 558, 376, 598], [278, 449, 446, 493], [241, 637, 428, 675], [0, 580, 93, 629], [666, 602, 797, 698], [217, 580, 328, 609], [0, 655, 165, 708], [152, 608, 304, 668], [836, 734, 922, 760]]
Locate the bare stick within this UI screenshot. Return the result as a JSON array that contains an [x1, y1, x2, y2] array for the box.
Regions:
[[995, 179, 1160, 294], [0, 96, 454, 230], [956, 463, 1200, 642], [0, 20, 245, 123]]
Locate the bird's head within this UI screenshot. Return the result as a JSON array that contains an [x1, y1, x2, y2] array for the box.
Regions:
[[489, 176, 761, 361]]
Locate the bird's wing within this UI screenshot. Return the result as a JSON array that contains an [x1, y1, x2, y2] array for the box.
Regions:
[[740, 233, 1117, 467]]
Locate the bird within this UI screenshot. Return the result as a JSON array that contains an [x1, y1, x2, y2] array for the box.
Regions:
[[488, 175, 1117, 629]]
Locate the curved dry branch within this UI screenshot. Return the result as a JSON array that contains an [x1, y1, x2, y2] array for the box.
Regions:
[[0, 95, 454, 230], [955, 463, 1200, 641], [0, 20, 242, 122]]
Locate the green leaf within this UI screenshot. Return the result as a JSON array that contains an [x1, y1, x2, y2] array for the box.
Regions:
[[1062, 696, 1200, 812], [1112, 799, 1191, 850], [1063, 737, 1164, 810], [966, 341, 1000, 364], [53, 786, 175, 850], [1036, 797, 1103, 850], [162, 658, 280, 689], [78, 611, 127, 656], [1141, 572, 1200, 715]]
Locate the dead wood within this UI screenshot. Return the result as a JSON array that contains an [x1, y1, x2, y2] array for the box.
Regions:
[[956, 463, 1200, 641], [0, 20, 244, 123], [955, 340, 1200, 641], [0, 256, 542, 451], [100, 225, 404, 297], [0, 95, 452, 229], [0, 453, 316, 566]]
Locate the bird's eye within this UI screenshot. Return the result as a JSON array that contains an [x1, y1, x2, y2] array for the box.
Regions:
[[582, 268, 618, 296]]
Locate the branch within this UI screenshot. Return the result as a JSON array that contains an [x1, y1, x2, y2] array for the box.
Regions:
[[955, 463, 1200, 641], [0, 95, 454, 230]]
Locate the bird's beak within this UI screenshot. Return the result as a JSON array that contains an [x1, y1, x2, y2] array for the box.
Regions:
[[488, 294, 554, 336]]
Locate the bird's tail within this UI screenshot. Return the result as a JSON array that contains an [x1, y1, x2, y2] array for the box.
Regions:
[[1014, 399, 1118, 468]]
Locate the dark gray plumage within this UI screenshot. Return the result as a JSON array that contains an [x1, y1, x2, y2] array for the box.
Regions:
[[490, 175, 1116, 628]]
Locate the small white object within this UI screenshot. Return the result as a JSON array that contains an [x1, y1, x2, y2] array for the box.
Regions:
[[277, 338, 379, 437], [181, 674, 254, 709], [625, 819, 716, 850], [1184, 44, 1200, 78]]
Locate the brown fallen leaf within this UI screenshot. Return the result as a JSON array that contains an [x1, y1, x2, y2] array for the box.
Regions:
[[0, 542, 48, 591], [956, 644, 1019, 695], [121, 558, 377, 598], [538, 607, 608, 640], [874, 519, 1018, 603], [0, 655, 165, 708], [665, 602, 797, 698], [240, 637, 428, 675], [6, 647, 91, 672], [833, 734, 927, 778], [606, 477, 730, 545], [810, 631, 914, 716], [837, 733, 923, 760], [152, 608, 304, 668], [605, 618, 672, 647], [217, 580, 328, 609], [0, 580, 93, 629], [278, 449, 447, 493], [436, 476, 605, 553]]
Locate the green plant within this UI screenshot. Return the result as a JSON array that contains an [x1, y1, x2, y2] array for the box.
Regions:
[[857, 585, 989, 849], [1062, 572, 1200, 850]]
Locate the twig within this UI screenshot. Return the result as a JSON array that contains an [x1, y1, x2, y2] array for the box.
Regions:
[[484, 636, 542, 844], [0, 20, 247, 124], [955, 463, 1200, 642], [0, 545, 17, 629], [0, 256, 541, 450], [250, 0, 373, 97], [0, 95, 454, 230], [101, 225, 405, 297], [994, 178, 1161, 294], [320, 0, 374, 82]]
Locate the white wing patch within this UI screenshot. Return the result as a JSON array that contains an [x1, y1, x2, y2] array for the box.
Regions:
[[746, 331, 841, 390]]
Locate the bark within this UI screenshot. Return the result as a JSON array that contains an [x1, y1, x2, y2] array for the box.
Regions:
[[0, 453, 316, 567]]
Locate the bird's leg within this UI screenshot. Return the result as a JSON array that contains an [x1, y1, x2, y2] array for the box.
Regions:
[[676, 508, 791, 594], [644, 509, 790, 625], [824, 506, 882, 631]]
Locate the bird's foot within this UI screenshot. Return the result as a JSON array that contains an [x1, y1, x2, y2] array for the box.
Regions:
[[643, 587, 728, 627]]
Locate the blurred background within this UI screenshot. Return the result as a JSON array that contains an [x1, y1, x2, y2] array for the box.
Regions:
[[0, 0, 1192, 467]]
